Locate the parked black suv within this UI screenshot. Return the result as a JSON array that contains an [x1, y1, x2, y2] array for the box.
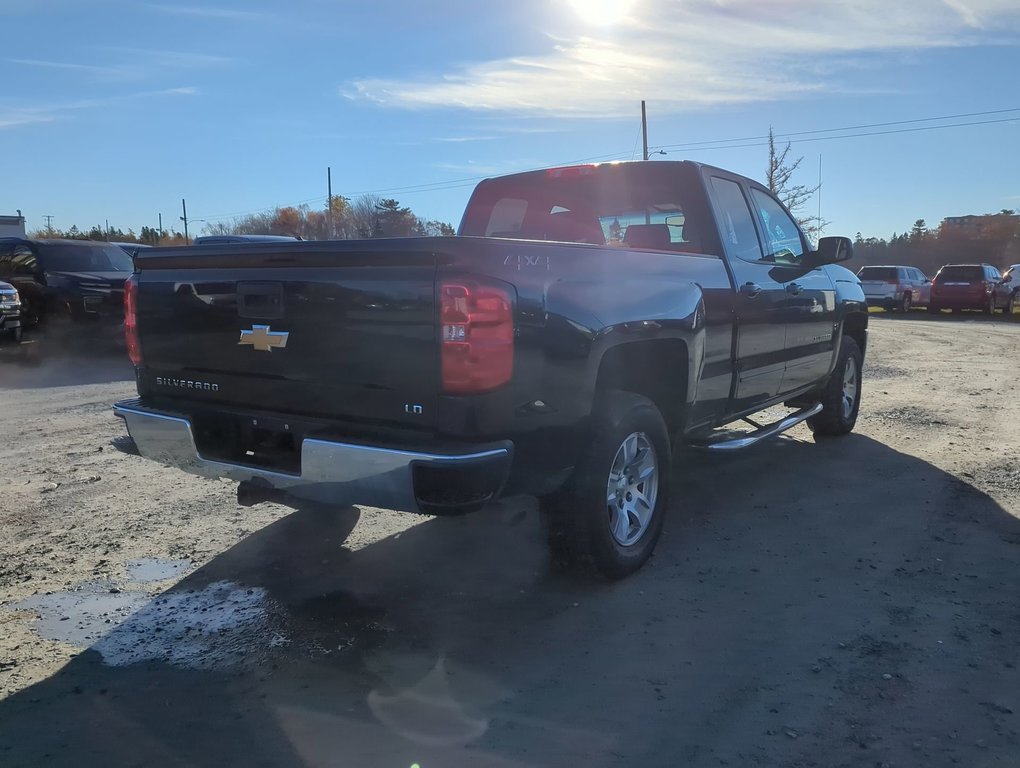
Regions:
[[0, 238, 133, 325]]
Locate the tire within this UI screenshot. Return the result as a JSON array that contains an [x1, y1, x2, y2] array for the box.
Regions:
[[20, 295, 41, 327], [1007, 292, 1017, 316], [807, 336, 863, 437], [10, 326, 22, 344], [900, 293, 912, 313], [540, 390, 671, 580], [985, 296, 996, 315]]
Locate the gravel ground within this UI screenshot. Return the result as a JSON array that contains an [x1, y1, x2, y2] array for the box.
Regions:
[[1, 313, 1018, 767]]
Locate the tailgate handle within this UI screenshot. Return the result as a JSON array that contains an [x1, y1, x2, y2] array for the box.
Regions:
[[237, 282, 284, 320]]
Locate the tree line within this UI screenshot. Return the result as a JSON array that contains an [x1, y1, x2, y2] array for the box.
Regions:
[[849, 212, 1020, 275], [29, 195, 454, 244], [199, 195, 455, 240]]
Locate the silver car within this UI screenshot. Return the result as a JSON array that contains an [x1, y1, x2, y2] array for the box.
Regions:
[[857, 265, 931, 312]]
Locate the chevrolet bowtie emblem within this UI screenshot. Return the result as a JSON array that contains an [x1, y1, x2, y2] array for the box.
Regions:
[[238, 324, 289, 352]]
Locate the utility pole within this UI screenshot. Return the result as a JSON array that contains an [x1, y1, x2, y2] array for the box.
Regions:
[[327, 166, 333, 240], [43, 215, 54, 234], [817, 155, 823, 236], [158, 213, 163, 244], [641, 100, 649, 161], [180, 199, 189, 245], [105, 219, 110, 240]]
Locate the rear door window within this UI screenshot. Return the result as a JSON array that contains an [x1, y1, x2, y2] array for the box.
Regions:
[[709, 177, 764, 262]]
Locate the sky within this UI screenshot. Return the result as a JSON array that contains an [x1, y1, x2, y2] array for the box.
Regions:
[[2, 0, 1019, 240]]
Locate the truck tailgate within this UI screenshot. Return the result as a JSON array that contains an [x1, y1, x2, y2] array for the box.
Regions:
[[134, 248, 439, 429]]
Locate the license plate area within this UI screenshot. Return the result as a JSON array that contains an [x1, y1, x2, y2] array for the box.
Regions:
[[192, 411, 302, 473]]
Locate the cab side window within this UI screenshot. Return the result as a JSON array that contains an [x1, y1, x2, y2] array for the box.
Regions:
[[749, 189, 806, 265], [709, 177, 764, 263], [11, 245, 37, 274]]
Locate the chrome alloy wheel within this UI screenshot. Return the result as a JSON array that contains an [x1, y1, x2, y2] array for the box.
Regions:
[[841, 356, 859, 420], [606, 432, 659, 547]]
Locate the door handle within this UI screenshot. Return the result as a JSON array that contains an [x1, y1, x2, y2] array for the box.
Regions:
[[785, 282, 803, 295], [740, 282, 763, 298]]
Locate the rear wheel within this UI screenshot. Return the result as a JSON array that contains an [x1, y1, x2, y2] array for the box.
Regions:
[[985, 296, 996, 315], [10, 326, 22, 344], [1007, 292, 1017, 316], [900, 293, 912, 313], [808, 336, 862, 437], [540, 390, 671, 579]]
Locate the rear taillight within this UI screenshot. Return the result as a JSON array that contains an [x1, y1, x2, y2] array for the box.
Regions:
[[440, 280, 513, 394], [124, 274, 142, 366]]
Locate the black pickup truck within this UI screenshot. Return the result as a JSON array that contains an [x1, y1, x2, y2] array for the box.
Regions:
[[114, 161, 866, 578]]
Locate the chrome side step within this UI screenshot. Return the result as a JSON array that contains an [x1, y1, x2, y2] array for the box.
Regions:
[[690, 403, 823, 452]]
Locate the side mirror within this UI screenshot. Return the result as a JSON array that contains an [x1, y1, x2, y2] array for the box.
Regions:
[[805, 236, 853, 268]]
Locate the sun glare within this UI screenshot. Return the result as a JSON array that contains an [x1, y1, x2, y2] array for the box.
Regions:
[[565, 0, 635, 26]]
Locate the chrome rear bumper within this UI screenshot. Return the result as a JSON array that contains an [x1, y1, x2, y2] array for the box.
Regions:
[[113, 400, 512, 513]]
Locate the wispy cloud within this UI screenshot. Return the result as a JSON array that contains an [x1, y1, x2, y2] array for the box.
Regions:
[[347, 0, 1020, 117], [7, 58, 136, 82], [0, 87, 197, 131], [146, 4, 267, 21], [433, 159, 544, 176], [434, 135, 499, 143], [100, 47, 236, 68], [9, 48, 234, 84]]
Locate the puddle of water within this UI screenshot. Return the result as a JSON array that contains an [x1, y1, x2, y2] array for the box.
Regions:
[[126, 557, 192, 583], [14, 580, 277, 669], [15, 586, 151, 647]]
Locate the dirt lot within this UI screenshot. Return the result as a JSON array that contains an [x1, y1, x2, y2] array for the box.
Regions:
[[1, 314, 1018, 767]]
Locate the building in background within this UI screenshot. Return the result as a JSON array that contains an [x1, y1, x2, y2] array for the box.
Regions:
[[0, 212, 26, 238], [940, 212, 1019, 240]]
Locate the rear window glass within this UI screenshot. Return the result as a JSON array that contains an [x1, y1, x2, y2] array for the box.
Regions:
[[461, 163, 710, 251], [857, 267, 898, 280], [38, 243, 133, 272], [937, 266, 983, 281]]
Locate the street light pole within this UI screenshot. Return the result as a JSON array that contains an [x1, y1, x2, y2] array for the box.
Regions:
[[180, 198, 189, 245]]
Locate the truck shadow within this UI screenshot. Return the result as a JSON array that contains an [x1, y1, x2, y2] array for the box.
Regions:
[[0, 327, 132, 390], [1, 435, 1018, 767]]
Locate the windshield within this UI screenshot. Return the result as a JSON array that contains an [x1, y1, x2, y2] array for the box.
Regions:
[[37, 243, 134, 273], [937, 265, 983, 281]]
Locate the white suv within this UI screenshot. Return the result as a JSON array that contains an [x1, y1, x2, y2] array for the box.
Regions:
[[857, 265, 931, 312], [1002, 264, 1019, 315]]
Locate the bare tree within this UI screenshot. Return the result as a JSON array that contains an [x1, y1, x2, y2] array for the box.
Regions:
[[766, 127, 825, 238]]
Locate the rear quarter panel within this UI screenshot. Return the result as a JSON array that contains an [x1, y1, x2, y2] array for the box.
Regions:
[[433, 237, 733, 491]]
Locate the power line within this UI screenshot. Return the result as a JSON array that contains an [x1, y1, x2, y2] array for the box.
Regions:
[[656, 116, 1020, 154], [656, 106, 1020, 150], [194, 107, 1020, 221], [192, 150, 633, 220]]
